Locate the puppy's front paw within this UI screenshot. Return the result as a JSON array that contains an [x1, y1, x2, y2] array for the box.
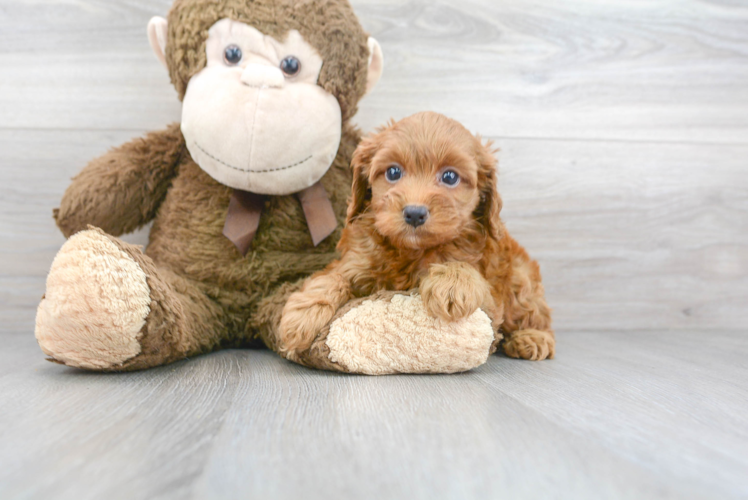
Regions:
[[279, 292, 337, 359], [503, 329, 555, 361], [420, 262, 492, 322]]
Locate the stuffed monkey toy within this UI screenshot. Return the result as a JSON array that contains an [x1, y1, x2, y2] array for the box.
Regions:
[[35, 0, 497, 374]]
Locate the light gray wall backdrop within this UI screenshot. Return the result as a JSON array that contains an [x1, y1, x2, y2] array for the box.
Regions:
[[1, 0, 746, 333]]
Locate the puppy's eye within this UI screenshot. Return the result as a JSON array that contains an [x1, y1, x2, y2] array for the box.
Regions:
[[224, 45, 243, 65], [441, 170, 460, 187], [280, 56, 301, 76], [385, 165, 403, 183]]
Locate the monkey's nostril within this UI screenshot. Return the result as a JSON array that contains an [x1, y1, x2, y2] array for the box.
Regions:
[[403, 205, 429, 228]]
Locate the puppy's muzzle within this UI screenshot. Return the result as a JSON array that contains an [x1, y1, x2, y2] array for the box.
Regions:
[[403, 205, 429, 228]]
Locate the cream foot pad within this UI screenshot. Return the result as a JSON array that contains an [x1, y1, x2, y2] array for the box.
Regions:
[[35, 229, 151, 370]]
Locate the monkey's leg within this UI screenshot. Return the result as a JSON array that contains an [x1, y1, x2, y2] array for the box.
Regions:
[[257, 289, 499, 375], [35, 228, 228, 372], [500, 257, 555, 361]]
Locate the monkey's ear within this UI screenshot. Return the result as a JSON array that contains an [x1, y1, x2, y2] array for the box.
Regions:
[[365, 37, 384, 95], [147, 16, 169, 69]]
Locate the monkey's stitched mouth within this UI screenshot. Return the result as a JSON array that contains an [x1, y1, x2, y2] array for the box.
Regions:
[[193, 141, 313, 174]]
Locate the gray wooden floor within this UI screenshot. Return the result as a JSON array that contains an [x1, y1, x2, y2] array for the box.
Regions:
[[1, 0, 747, 499], [1, 329, 747, 500]]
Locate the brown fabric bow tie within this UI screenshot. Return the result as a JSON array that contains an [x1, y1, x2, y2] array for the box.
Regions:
[[222, 181, 338, 256]]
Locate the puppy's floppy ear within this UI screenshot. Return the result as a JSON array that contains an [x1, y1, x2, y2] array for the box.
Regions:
[[346, 126, 388, 225], [474, 139, 503, 240]]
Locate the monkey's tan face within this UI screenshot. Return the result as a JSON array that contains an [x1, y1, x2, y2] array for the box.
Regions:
[[181, 19, 343, 195]]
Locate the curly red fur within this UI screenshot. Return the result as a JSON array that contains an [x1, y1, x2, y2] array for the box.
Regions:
[[280, 112, 554, 361]]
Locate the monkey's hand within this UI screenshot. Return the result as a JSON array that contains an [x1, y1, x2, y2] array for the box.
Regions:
[[420, 262, 493, 322]]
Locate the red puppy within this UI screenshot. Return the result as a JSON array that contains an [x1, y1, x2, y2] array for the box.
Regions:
[[279, 112, 554, 362]]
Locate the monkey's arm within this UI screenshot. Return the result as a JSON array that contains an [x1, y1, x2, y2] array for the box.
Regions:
[[55, 123, 185, 238]]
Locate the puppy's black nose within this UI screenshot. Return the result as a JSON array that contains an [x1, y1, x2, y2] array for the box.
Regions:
[[403, 205, 429, 228]]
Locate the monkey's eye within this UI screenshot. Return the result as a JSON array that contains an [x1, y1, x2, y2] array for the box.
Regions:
[[224, 45, 243, 65], [385, 165, 403, 183], [440, 170, 460, 187], [280, 56, 301, 76]]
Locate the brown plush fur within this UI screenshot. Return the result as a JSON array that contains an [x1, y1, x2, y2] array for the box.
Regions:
[[44, 0, 371, 371], [279, 112, 555, 361], [48, 125, 360, 371]]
